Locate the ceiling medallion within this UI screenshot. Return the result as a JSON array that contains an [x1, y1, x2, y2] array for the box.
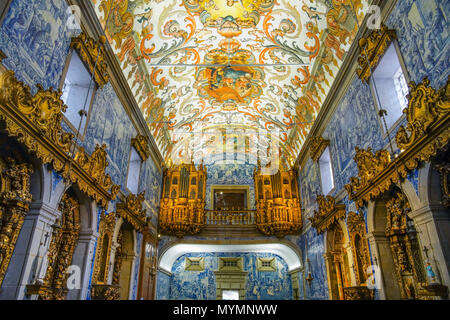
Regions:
[[183, 0, 275, 28]]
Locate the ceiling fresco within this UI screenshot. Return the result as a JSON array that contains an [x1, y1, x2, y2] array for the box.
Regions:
[[91, 0, 369, 167]]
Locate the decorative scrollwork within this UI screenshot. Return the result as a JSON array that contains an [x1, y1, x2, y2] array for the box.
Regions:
[[386, 192, 427, 299], [0, 70, 73, 154], [70, 32, 109, 88], [159, 163, 206, 237], [116, 192, 147, 232], [309, 136, 330, 162], [72, 144, 120, 198], [343, 286, 374, 300], [90, 284, 120, 300], [131, 134, 151, 161], [345, 77, 449, 208], [0, 71, 119, 207], [255, 167, 302, 238], [396, 77, 449, 151], [356, 24, 397, 82], [435, 161, 450, 207], [27, 193, 81, 300], [347, 211, 371, 286], [309, 194, 345, 234], [0, 157, 33, 287], [345, 147, 391, 197]]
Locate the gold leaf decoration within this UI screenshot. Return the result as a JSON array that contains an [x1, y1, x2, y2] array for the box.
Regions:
[[70, 32, 109, 88], [309, 194, 345, 234], [356, 24, 397, 82], [0, 71, 119, 207]]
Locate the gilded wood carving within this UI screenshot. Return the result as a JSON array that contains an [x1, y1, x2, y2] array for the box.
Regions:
[[346, 211, 371, 286], [0, 71, 119, 207], [90, 211, 120, 300], [385, 192, 426, 300], [0, 157, 33, 287], [255, 166, 302, 238], [356, 24, 397, 83], [29, 193, 81, 300], [70, 32, 109, 88], [309, 194, 345, 234], [309, 136, 330, 162], [131, 134, 151, 161], [159, 163, 206, 237], [116, 192, 147, 232], [345, 77, 450, 208]]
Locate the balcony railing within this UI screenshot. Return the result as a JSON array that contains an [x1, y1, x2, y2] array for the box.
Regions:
[[206, 210, 256, 225]]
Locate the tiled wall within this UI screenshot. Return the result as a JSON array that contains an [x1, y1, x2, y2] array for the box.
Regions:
[[205, 162, 257, 210], [157, 252, 292, 300], [0, 0, 163, 300], [293, 0, 449, 300]]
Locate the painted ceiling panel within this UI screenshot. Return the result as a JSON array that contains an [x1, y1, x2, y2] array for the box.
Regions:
[[91, 0, 368, 167]]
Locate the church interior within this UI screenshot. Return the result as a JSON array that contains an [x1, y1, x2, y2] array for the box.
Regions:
[[0, 0, 448, 301]]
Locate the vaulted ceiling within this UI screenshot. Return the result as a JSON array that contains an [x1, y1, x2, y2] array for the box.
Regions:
[[91, 0, 368, 167]]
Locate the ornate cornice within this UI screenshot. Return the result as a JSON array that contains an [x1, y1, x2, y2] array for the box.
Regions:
[[309, 194, 346, 234], [70, 32, 109, 88], [396, 77, 449, 153], [309, 136, 330, 162], [0, 71, 119, 207], [345, 77, 450, 208], [116, 192, 147, 232], [346, 211, 365, 235], [356, 23, 397, 83], [344, 146, 392, 206], [131, 134, 151, 161]]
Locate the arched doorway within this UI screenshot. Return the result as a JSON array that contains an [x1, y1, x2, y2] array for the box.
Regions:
[[325, 223, 352, 300], [112, 221, 135, 300]]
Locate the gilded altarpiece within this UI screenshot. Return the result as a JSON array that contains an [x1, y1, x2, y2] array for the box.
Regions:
[[159, 163, 206, 237], [90, 211, 120, 300], [254, 166, 301, 238], [28, 192, 81, 300], [0, 157, 33, 287], [309, 195, 350, 300], [385, 192, 426, 300], [344, 211, 374, 300]]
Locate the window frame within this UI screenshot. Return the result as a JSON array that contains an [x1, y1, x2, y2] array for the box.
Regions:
[[58, 48, 97, 140], [368, 40, 410, 138], [125, 145, 144, 195], [317, 146, 335, 196]]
